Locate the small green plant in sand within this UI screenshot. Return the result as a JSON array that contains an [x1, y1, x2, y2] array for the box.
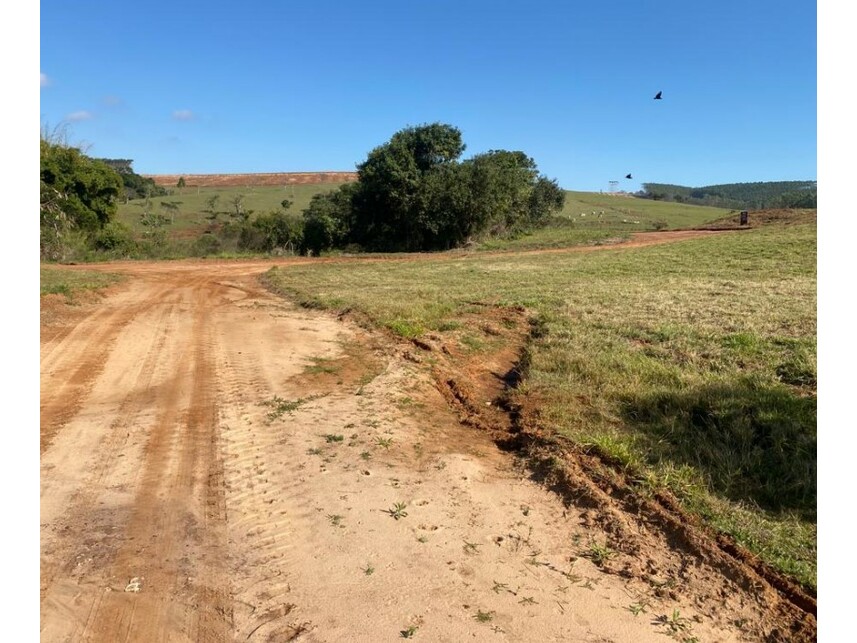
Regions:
[[473, 610, 495, 623], [387, 502, 408, 520]]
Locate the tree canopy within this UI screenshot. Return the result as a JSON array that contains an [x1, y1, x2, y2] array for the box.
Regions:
[[41, 139, 123, 233], [333, 123, 564, 252]]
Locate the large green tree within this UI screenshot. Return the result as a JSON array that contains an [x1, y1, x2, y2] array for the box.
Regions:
[[41, 138, 124, 259], [350, 123, 466, 251], [342, 123, 564, 252]]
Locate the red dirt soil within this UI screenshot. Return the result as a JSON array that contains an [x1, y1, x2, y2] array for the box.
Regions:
[[40, 231, 816, 642]]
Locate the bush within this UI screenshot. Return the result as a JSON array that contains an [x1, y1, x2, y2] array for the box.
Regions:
[[93, 221, 137, 255], [238, 210, 303, 253], [192, 233, 222, 257]]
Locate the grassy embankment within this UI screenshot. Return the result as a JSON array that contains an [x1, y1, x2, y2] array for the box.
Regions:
[[40, 266, 124, 299], [263, 218, 817, 590]]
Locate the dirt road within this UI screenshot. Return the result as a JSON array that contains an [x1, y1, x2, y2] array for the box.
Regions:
[[40, 232, 813, 642]]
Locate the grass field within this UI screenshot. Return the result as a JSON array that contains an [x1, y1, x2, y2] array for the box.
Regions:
[[263, 216, 817, 589], [115, 183, 347, 235], [40, 266, 124, 299], [115, 185, 734, 249]]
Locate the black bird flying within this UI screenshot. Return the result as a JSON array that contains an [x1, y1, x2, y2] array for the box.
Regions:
[[654, 91, 662, 100], [625, 173, 632, 179]]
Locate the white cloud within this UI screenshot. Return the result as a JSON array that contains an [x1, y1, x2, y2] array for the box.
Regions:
[[172, 109, 195, 121], [40, 72, 50, 87], [65, 110, 94, 122]]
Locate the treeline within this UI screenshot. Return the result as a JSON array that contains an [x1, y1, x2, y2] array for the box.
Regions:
[[96, 158, 168, 201], [638, 180, 817, 209], [40, 123, 566, 261]]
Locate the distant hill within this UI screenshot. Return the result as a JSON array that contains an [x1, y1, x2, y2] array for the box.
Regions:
[[145, 172, 358, 188], [638, 180, 817, 210]]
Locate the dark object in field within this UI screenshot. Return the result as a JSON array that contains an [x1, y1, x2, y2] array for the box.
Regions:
[[740, 210, 749, 225], [654, 91, 662, 100], [625, 173, 632, 179]]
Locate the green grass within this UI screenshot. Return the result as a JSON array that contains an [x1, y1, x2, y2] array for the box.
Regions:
[[116, 183, 346, 236], [263, 219, 817, 589], [114, 186, 731, 252], [557, 190, 733, 229], [40, 266, 124, 298]]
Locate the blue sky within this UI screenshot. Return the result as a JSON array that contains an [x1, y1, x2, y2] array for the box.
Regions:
[[38, 0, 816, 192]]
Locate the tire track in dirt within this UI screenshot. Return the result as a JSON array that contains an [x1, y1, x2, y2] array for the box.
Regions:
[[39, 285, 169, 453], [40, 290, 176, 607], [211, 297, 351, 640], [79, 277, 231, 642]]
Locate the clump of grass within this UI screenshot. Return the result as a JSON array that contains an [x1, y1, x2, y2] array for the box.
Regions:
[[305, 356, 340, 375], [263, 394, 322, 422], [583, 541, 615, 567], [387, 319, 424, 339], [386, 502, 408, 520], [653, 609, 693, 636], [40, 267, 124, 300], [376, 437, 393, 449], [473, 610, 495, 623], [463, 540, 481, 554], [323, 433, 345, 443], [400, 625, 418, 638]]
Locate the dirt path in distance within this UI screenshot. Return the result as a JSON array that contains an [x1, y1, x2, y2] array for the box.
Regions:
[[40, 231, 814, 642]]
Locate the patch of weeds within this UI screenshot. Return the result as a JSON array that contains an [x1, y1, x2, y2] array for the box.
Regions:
[[263, 394, 322, 422], [305, 356, 339, 375], [520, 505, 531, 516], [583, 540, 615, 567], [491, 581, 510, 594], [473, 610, 495, 623], [327, 514, 344, 527], [627, 601, 649, 616], [363, 563, 375, 576], [560, 571, 582, 583], [416, 535, 428, 543], [525, 550, 549, 567], [306, 447, 323, 456], [400, 625, 419, 639], [460, 334, 485, 351], [653, 609, 693, 636], [506, 526, 533, 553], [360, 451, 372, 460], [376, 436, 393, 449], [323, 433, 345, 443], [519, 596, 537, 605], [463, 540, 481, 554], [386, 502, 408, 520]]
